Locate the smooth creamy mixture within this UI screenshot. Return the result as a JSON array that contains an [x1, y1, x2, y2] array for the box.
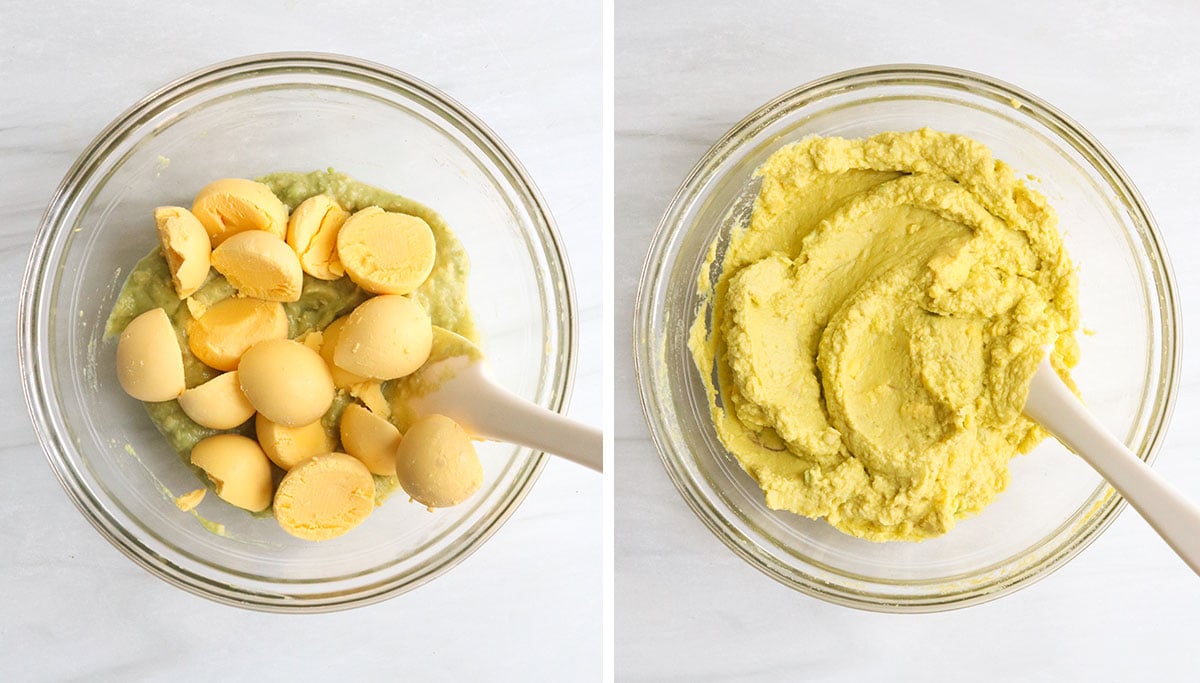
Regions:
[[689, 129, 1080, 542]]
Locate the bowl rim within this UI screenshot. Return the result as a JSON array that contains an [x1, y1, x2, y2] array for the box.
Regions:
[[633, 63, 1182, 612], [18, 51, 579, 612]]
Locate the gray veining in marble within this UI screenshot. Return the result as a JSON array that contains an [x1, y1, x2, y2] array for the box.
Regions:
[[616, 2, 1200, 681], [0, 1, 600, 680]]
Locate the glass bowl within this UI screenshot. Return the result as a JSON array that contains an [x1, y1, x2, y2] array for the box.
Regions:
[[19, 53, 577, 611], [634, 65, 1179, 612]]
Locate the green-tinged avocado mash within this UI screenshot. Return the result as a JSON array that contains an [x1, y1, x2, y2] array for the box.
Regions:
[[107, 170, 477, 508]]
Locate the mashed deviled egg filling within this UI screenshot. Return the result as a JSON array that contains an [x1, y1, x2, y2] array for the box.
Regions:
[[689, 129, 1080, 542]]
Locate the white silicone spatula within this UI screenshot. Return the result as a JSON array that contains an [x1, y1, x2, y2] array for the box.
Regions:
[[1024, 358, 1200, 575], [405, 333, 602, 472]]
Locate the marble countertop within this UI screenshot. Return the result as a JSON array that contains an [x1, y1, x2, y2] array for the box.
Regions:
[[616, 1, 1200, 681], [0, 1, 600, 680]]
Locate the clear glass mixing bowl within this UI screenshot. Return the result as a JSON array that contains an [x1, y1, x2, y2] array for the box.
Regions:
[[634, 65, 1180, 611], [20, 53, 577, 611]]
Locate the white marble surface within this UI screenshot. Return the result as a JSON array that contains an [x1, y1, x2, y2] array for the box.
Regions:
[[0, 1, 599, 680], [617, 1, 1200, 680]]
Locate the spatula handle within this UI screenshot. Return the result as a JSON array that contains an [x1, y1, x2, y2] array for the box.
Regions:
[[1025, 360, 1200, 576], [467, 378, 603, 472], [420, 361, 603, 472]]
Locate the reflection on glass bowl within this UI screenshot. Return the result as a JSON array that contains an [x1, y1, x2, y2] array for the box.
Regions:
[[20, 53, 577, 612], [635, 65, 1179, 612]]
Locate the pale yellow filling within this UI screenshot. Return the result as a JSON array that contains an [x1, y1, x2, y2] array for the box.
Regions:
[[689, 129, 1080, 542]]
